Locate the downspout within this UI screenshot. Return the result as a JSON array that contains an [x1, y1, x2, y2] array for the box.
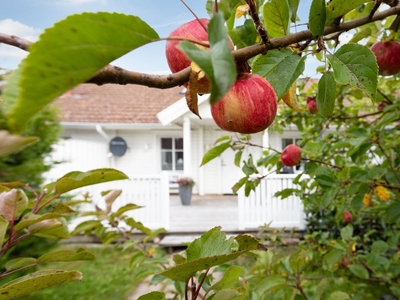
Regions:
[[95, 124, 114, 168]]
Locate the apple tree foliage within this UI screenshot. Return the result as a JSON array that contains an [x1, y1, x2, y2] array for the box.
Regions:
[[1, 0, 400, 299]]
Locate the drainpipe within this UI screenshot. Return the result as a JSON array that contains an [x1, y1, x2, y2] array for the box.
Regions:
[[95, 124, 114, 168]]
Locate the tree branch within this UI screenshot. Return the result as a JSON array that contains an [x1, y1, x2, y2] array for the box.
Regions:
[[1, 4, 399, 90]]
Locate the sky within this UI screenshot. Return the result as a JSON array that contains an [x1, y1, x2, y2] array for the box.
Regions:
[[0, 0, 322, 77]]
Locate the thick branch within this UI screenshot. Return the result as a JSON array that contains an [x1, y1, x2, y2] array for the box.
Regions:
[[1, 4, 400, 90]]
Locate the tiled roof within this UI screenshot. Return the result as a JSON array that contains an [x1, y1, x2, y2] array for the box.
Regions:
[[54, 83, 186, 124]]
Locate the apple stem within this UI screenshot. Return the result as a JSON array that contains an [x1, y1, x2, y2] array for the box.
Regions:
[[179, 0, 208, 33]]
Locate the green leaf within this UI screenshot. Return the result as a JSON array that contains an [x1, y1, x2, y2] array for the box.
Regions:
[[5, 257, 37, 272], [37, 249, 96, 263], [7, 12, 159, 132], [232, 177, 248, 194], [340, 224, 354, 241], [160, 229, 264, 282], [371, 240, 389, 254], [14, 212, 70, 231], [328, 291, 350, 300], [55, 168, 128, 194], [234, 151, 243, 167], [28, 218, 70, 239], [0, 130, 39, 157], [315, 166, 335, 189], [138, 291, 166, 300], [209, 266, 243, 291], [348, 263, 369, 279], [368, 166, 386, 180], [0, 269, 82, 298], [254, 275, 287, 293], [0, 215, 7, 247], [317, 71, 336, 117], [323, 248, 344, 269], [213, 289, 246, 300], [326, 0, 368, 25], [178, 12, 236, 105], [0, 189, 28, 222], [70, 220, 102, 236], [386, 202, 400, 223], [200, 141, 231, 166], [328, 44, 377, 100], [288, 0, 301, 22], [263, 0, 290, 38], [112, 203, 143, 218], [309, 0, 326, 36], [252, 49, 305, 99], [186, 227, 234, 260]]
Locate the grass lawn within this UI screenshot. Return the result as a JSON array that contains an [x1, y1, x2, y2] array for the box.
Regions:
[[21, 244, 141, 300]]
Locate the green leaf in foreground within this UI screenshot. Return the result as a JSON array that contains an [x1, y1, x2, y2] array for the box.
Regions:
[[200, 141, 231, 166], [138, 291, 166, 300], [0, 215, 7, 247], [309, 0, 326, 36], [55, 168, 128, 194], [252, 49, 305, 99], [0, 130, 39, 157], [178, 12, 236, 105], [326, 0, 367, 24], [159, 227, 265, 282], [7, 12, 159, 132], [0, 270, 82, 299], [37, 249, 96, 263], [317, 71, 336, 117], [262, 0, 290, 38], [328, 43, 377, 100]]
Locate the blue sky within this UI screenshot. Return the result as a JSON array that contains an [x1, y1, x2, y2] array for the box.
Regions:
[[0, 0, 321, 77]]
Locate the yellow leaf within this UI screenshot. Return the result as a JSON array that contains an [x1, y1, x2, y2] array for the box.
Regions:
[[148, 248, 155, 257], [352, 244, 356, 252], [185, 70, 202, 119], [281, 81, 306, 112], [363, 193, 373, 207], [190, 61, 206, 81], [236, 5, 249, 18], [374, 186, 390, 201]]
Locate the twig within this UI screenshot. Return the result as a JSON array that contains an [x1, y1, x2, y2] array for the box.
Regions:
[[245, 0, 270, 51], [180, 0, 208, 33]]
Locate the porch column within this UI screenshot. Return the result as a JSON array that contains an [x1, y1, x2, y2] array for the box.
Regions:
[[198, 127, 205, 195], [183, 117, 192, 177]]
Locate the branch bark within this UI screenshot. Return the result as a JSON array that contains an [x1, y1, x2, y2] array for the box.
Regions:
[[0, 4, 399, 90]]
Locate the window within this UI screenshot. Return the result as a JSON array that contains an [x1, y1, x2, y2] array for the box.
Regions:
[[161, 138, 184, 171], [281, 138, 304, 174]]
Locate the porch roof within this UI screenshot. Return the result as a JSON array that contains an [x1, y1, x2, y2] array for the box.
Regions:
[[54, 83, 186, 124]]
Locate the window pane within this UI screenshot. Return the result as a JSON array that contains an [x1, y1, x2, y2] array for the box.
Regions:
[[282, 138, 293, 148], [161, 138, 172, 150], [175, 152, 184, 170], [175, 138, 183, 150], [161, 151, 173, 170]]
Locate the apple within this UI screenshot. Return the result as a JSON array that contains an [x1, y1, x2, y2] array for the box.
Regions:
[[343, 211, 353, 223], [165, 18, 234, 94], [378, 101, 388, 112], [306, 97, 318, 114], [281, 144, 302, 167], [342, 257, 350, 268], [370, 40, 400, 76], [210, 73, 278, 134]]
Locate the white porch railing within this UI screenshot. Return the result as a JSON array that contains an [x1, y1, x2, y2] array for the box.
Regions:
[[238, 174, 306, 230], [46, 172, 170, 230]]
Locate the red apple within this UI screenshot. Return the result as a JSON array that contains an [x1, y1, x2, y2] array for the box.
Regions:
[[370, 40, 400, 76], [210, 73, 277, 134], [306, 97, 318, 114], [378, 101, 388, 112], [343, 211, 353, 223], [165, 18, 234, 94], [281, 144, 301, 167], [342, 257, 350, 268]]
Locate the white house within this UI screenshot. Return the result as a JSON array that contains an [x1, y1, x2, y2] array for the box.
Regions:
[[48, 83, 305, 195]]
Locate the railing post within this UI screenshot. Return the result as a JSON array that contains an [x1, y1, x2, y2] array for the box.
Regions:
[[160, 171, 170, 230]]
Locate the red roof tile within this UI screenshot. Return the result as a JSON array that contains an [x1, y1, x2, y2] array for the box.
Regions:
[[54, 84, 185, 124]]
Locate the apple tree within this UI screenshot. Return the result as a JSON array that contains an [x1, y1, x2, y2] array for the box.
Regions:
[[0, 0, 400, 299]]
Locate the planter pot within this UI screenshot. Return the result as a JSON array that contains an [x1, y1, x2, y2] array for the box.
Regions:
[[178, 185, 193, 205]]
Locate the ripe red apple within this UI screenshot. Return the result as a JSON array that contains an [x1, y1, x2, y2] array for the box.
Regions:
[[343, 211, 353, 223], [370, 40, 400, 76], [306, 97, 318, 114], [281, 144, 302, 167], [342, 257, 350, 268], [210, 73, 277, 134], [165, 18, 234, 94]]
